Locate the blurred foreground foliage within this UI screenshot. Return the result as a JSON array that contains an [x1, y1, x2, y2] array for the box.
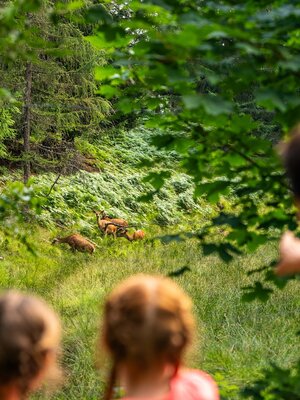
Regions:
[[0, 180, 43, 253], [88, 1, 300, 398], [85, 0, 300, 296], [241, 361, 300, 400], [0, 1, 300, 398]]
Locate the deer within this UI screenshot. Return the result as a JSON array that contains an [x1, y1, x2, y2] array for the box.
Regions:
[[52, 234, 96, 254], [94, 211, 119, 239], [98, 210, 128, 227], [118, 229, 146, 242]]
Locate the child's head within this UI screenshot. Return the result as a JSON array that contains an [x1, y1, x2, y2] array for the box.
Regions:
[[102, 275, 194, 398], [0, 291, 61, 398]]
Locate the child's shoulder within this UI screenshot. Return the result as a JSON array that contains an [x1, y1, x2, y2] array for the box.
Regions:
[[171, 368, 219, 400]]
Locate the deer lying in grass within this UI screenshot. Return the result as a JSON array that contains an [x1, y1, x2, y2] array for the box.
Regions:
[[52, 234, 95, 254], [98, 210, 128, 227], [94, 211, 119, 239], [118, 229, 146, 242]]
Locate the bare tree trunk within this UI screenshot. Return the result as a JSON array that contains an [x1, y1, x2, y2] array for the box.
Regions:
[[22, 62, 32, 183]]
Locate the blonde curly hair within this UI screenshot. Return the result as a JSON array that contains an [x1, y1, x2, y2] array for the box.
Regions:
[[101, 274, 195, 400]]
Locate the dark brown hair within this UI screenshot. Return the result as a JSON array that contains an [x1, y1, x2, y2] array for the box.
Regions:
[[101, 275, 195, 400], [0, 291, 61, 398], [283, 124, 300, 197]]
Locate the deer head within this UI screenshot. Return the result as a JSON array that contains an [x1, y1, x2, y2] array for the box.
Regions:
[[117, 228, 131, 239]]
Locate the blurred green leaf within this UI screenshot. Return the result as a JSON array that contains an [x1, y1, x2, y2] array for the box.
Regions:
[[84, 4, 112, 24], [182, 94, 233, 115], [143, 171, 171, 190]]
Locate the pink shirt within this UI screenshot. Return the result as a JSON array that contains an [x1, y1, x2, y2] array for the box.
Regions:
[[122, 369, 220, 400]]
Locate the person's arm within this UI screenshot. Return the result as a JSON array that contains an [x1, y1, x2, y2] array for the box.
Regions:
[[276, 231, 300, 276]]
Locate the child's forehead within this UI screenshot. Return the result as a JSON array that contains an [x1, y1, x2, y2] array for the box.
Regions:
[[108, 279, 189, 317], [113, 275, 176, 293]]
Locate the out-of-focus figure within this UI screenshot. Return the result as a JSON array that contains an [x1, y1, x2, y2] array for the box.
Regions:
[[100, 274, 219, 400], [0, 291, 61, 400]]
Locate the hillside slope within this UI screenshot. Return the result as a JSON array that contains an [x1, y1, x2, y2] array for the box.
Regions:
[[29, 128, 219, 238]]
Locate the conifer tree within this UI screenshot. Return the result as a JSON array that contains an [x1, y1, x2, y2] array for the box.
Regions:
[[0, 0, 111, 180]]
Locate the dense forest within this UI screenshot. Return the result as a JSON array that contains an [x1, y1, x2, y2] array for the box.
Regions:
[[0, 1, 299, 399]]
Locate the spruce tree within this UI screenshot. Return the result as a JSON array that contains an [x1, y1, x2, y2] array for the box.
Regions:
[[0, 0, 111, 180]]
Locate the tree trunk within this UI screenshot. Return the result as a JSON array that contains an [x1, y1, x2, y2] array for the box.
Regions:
[[22, 62, 32, 183]]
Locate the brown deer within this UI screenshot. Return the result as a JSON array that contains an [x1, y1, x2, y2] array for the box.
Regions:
[[98, 210, 128, 227], [94, 211, 119, 239], [119, 229, 145, 242], [52, 234, 95, 254]]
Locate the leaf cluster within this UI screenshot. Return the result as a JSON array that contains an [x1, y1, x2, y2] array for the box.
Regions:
[[86, 0, 300, 266]]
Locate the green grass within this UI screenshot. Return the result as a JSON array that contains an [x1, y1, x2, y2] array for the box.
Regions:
[[0, 227, 299, 400]]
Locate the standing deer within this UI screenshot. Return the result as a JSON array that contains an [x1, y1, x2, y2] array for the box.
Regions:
[[99, 210, 128, 227], [94, 211, 119, 239], [52, 234, 95, 254]]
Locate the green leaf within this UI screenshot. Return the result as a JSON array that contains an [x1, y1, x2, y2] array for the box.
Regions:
[[279, 56, 300, 72], [96, 85, 120, 99], [256, 90, 287, 112], [213, 213, 243, 228], [86, 33, 130, 49], [94, 66, 120, 81], [151, 134, 176, 148], [223, 153, 247, 167], [182, 95, 202, 110], [195, 180, 230, 203], [66, 1, 85, 11], [229, 114, 258, 134], [182, 94, 233, 115], [138, 191, 157, 203], [143, 171, 171, 190], [85, 5, 112, 24], [117, 98, 134, 114]]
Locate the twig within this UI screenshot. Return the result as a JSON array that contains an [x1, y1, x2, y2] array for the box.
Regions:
[[46, 171, 63, 197]]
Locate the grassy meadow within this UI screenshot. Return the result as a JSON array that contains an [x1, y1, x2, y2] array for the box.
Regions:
[[0, 131, 299, 399], [0, 226, 299, 400]]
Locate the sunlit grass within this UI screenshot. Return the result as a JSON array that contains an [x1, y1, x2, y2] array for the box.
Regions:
[[0, 227, 299, 399]]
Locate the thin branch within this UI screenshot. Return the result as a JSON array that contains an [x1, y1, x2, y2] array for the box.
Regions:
[[46, 170, 63, 197]]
